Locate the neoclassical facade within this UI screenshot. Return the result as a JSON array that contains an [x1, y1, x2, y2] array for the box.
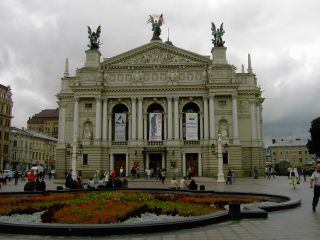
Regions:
[[56, 37, 264, 179]]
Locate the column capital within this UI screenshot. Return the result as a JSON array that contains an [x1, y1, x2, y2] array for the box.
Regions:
[[95, 96, 102, 101], [131, 97, 137, 101], [137, 97, 143, 102], [74, 96, 79, 102]]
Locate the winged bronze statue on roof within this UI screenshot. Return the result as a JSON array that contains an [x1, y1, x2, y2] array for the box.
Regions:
[[211, 22, 225, 47], [87, 25, 102, 50], [147, 14, 164, 41]]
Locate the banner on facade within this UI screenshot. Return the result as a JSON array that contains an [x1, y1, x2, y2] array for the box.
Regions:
[[149, 113, 162, 141], [186, 113, 198, 140], [115, 113, 126, 141]]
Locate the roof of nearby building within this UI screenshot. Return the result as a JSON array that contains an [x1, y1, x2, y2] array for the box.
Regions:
[[11, 126, 58, 141], [270, 138, 308, 147], [27, 109, 59, 124]]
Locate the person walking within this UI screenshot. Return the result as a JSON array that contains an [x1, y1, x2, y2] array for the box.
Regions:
[[161, 168, 166, 184], [310, 164, 320, 212]]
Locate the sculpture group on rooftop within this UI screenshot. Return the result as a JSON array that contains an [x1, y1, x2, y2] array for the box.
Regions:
[[147, 14, 164, 41], [211, 22, 225, 47], [87, 25, 102, 50]]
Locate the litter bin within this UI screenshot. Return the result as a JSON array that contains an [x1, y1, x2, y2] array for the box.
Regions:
[[229, 202, 241, 220]]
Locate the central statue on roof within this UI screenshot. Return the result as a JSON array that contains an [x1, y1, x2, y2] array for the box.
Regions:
[[147, 14, 164, 41], [211, 22, 225, 47]]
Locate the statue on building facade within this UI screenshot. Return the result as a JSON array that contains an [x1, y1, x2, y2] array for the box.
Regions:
[[147, 14, 164, 41], [211, 22, 225, 47], [87, 25, 102, 50]]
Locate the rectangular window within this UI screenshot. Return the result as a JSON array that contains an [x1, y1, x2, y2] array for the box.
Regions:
[[218, 100, 227, 108], [223, 152, 229, 164], [85, 103, 92, 109], [298, 151, 302, 155], [83, 154, 88, 165]]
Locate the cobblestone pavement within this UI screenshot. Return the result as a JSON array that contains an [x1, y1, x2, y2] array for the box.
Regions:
[[0, 175, 319, 240]]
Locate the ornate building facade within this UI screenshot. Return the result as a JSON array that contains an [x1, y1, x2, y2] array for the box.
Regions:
[[56, 32, 264, 179]]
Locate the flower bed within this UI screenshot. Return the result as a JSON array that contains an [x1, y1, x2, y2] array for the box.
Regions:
[[0, 190, 262, 224]]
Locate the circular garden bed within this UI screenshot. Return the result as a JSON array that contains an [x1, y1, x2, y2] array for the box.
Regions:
[[0, 189, 300, 236]]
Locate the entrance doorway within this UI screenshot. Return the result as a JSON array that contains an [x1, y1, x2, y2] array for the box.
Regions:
[[114, 154, 126, 177], [186, 153, 198, 177], [149, 153, 162, 171]]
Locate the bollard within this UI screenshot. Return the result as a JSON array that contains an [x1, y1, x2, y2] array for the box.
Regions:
[[229, 202, 241, 220]]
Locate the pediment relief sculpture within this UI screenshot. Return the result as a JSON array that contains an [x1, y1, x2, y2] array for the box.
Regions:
[[167, 70, 179, 85], [131, 71, 144, 86]]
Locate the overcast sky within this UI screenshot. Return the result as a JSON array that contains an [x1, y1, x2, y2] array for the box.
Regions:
[[1, 0, 320, 146]]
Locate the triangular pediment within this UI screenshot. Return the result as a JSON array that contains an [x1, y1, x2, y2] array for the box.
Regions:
[[101, 41, 210, 68]]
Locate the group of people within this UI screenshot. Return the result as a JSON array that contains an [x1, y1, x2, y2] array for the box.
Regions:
[[24, 169, 46, 191], [88, 176, 129, 189], [170, 176, 198, 190]]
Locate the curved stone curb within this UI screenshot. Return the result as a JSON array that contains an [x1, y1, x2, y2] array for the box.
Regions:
[[0, 189, 301, 236]]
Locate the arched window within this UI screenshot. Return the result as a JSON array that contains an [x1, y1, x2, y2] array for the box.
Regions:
[[182, 102, 200, 141], [147, 103, 164, 141], [112, 104, 129, 141]]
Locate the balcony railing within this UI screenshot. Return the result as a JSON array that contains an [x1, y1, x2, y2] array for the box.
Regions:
[[112, 141, 128, 146], [147, 141, 163, 146], [183, 140, 200, 145]]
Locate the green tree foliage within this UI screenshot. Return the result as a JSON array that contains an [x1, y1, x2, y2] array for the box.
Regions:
[[307, 117, 320, 162]]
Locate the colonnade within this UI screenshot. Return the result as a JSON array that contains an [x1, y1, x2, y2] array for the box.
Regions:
[[57, 95, 262, 144]]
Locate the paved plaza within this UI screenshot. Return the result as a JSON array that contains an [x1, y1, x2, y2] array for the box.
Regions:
[[0, 175, 319, 240]]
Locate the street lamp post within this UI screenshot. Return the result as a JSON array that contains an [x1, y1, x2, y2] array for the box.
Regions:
[[70, 134, 83, 180], [217, 134, 225, 182]]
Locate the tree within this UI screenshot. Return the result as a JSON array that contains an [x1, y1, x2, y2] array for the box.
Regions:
[[307, 117, 320, 163]]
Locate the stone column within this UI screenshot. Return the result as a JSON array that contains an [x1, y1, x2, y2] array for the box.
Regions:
[[102, 98, 108, 140], [179, 116, 183, 140], [125, 153, 129, 177], [108, 117, 112, 141], [203, 97, 209, 140], [209, 95, 216, 140], [198, 153, 202, 177], [182, 153, 186, 177], [73, 97, 79, 138], [110, 154, 114, 172], [131, 97, 137, 140], [95, 97, 102, 140], [58, 103, 66, 143], [250, 100, 257, 140], [128, 116, 131, 140], [174, 97, 179, 139], [146, 153, 150, 169], [256, 104, 261, 140], [200, 116, 204, 140], [167, 97, 173, 140], [164, 116, 167, 140], [143, 114, 147, 140], [162, 153, 165, 169], [138, 97, 143, 140], [232, 95, 240, 144]]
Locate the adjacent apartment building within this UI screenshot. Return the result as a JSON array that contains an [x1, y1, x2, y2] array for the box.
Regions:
[[9, 127, 57, 171], [27, 109, 59, 138], [0, 84, 13, 170], [266, 138, 315, 167]]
